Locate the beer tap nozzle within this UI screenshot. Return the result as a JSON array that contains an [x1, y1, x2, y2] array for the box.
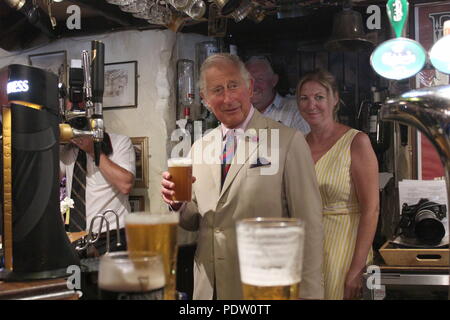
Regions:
[[82, 50, 93, 118], [58, 82, 67, 119], [91, 40, 105, 166]]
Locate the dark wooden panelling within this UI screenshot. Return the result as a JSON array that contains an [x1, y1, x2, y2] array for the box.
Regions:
[[315, 51, 329, 70]]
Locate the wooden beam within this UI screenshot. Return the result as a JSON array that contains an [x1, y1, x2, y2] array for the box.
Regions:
[[55, 17, 164, 38]]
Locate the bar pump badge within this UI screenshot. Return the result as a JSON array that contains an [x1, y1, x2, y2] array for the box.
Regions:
[[370, 0, 426, 80], [429, 21, 450, 74]]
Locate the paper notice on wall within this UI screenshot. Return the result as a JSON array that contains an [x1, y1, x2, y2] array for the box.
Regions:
[[398, 179, 448, 207]]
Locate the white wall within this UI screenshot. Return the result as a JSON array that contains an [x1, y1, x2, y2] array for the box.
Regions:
[[0, 29, 211, 227]]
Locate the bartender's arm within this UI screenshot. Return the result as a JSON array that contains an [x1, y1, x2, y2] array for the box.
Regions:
[[72, 136, 134, 195]]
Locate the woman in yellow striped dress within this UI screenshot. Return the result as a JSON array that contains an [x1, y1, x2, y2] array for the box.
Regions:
[[296, 70, 379, 300]]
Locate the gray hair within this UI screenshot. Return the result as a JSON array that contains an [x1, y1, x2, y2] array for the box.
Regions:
[[244, 56, 275, 76], [199, 53, 252, 95]]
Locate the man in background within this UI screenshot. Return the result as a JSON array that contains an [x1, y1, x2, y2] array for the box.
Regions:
[[245, 56, 310, 134]]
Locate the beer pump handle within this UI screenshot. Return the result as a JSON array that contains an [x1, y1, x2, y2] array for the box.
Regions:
[[91, 40, 105, 166], [91, 40, 104, 105], [58, 82, 67, 120], [82, 51, 92, 108]]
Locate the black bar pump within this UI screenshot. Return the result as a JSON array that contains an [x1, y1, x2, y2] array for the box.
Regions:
[[0, 64, 80, 281]]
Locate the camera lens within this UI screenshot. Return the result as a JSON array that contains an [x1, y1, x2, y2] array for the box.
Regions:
[[415, 209, 446, 245]]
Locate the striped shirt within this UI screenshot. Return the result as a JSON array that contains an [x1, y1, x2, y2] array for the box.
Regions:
[[262, 94, 310, 134]]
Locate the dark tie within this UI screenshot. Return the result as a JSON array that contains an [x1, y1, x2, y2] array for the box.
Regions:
[[69, 150, 87, 232], [221, 130, 237, 187]]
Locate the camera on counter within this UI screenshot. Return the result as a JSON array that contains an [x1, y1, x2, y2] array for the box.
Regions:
[[397, 198, 447, 245]]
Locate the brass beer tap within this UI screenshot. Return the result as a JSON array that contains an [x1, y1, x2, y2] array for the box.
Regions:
[[59, 40, 105, 166]]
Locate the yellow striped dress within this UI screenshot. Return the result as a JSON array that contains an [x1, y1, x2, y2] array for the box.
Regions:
[[315, 128, 372, 300]]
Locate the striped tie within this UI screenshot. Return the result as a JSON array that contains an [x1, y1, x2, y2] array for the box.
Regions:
[[69, 150, 87, 232], [221, 130, 237, 186]]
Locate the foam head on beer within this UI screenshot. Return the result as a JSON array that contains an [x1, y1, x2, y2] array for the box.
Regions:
[[125, 212, 180, 300], [236, 217, 305, 300], [125, 212, 180, 225], [98, 252, 166, 293], [167, 157, 193, 168], [167, 157, 193, 202]]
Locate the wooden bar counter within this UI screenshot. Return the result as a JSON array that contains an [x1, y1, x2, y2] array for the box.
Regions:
[[0, 234, 84, 300], [0, 278, 79, 300]]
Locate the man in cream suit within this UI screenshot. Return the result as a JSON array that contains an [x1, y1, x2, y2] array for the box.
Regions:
[[161, 53, 323, 300]]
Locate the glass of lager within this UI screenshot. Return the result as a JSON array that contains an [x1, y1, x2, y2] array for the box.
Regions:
[[167, 157, 192, 202], [236, 217, 304, 300], [98, 251, 165, 300], [125, 212, 179, 300]]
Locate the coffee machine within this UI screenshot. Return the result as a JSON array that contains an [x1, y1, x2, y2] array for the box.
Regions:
[[0, 40, 106, 281]]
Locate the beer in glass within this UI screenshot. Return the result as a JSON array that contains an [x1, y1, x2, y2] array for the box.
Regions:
[[167, 157, 192, 202], [98, 251, 165, 300], [125, 212, 179, 300], [236, 217, 304, 300]]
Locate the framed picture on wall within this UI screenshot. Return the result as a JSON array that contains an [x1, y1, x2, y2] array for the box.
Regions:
[[29, 50, 67, 86], [104, 61, 138, 109], [129, 195, 145, 212], [131, 136, 149, 189]]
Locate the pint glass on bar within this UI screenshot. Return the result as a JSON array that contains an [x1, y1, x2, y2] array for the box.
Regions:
[[167, 157, 192, 202], [98, 251, 165, 300], [125, 212, 179, 300], [236, 217, 304, 300]]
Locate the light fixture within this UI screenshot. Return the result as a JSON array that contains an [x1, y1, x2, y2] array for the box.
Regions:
[[324, 0, 374, 52]]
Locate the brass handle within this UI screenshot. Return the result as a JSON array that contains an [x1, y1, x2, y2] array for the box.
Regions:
[[59, 123, 74, 142]]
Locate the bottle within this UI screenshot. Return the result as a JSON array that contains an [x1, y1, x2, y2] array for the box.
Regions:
[[201, 107, 219, 133], [227, 33, 238, 55], [368, 86, 380, 146], [184, 107, 195, 145], [177, 59, 195, 108], [369, 86, 392, 163]]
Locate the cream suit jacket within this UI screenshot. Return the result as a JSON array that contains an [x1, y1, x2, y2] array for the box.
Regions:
[[180, 110, 324, 300]]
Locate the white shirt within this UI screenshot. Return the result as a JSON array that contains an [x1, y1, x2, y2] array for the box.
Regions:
[[60, 133, 136, 232], [220, 106, 255, 147], [263, 93, 310, 134]]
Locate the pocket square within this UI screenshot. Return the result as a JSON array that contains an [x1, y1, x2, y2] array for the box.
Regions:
[[250, 157, 271, 168]]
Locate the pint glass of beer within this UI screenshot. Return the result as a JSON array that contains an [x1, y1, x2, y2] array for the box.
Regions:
[[236, 217, 304, 300], [98, 251, 165, 300], [125, 212, 179, 300], [167, 157, 192, 202]]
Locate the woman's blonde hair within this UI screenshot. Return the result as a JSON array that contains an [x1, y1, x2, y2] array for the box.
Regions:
[[296, 69, 340, 119]]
